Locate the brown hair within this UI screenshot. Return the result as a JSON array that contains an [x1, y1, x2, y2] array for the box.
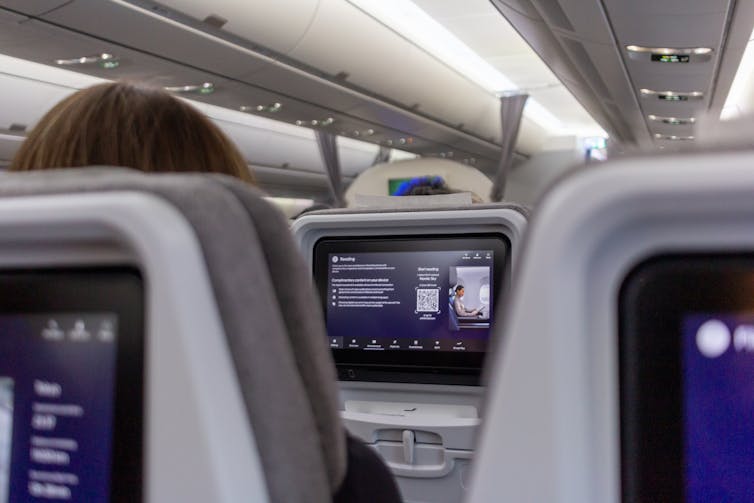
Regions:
[[10, 81, 253, 182]]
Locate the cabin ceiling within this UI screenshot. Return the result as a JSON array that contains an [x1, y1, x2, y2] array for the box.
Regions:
[[0, 0, 514, 175], [5, 0, 747, 164], [412, 0, 604, 139], [491, 0, 754, 152]]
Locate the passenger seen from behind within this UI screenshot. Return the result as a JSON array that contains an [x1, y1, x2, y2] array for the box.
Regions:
[[9, 82, 403, 502], [394, 175, 483, 202], [10, 81, 253, 182]]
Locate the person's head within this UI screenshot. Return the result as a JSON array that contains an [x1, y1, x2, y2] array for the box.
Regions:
[[10, 81, 253, 182], [394, 176, 453, 196], [455, 285, 465, 297]]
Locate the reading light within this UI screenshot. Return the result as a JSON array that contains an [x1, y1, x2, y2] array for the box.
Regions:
[[292, 117, 334, 127], [165, 82, 215, 95], [55, 53, 120, 69], [198, 82, 215, 95], [647, 114, 696, 125], [242, 102, 282, 113]]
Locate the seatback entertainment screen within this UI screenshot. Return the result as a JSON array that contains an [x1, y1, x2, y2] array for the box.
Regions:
[[0, 270, 142, 503], [682, 314, 754, 502], [314, 235, 509, 384], [619, 255, 754, 503]]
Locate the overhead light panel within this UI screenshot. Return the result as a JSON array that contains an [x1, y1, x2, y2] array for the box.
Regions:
[[626, 46, 713, 55], [164, 82, 215, 95], [640, 89, 704, 101], [647, 114, 696, 125], [240, 102, 282, 113], [654, 133, 695, 141], [293, 117, 336, 127], [626, 45, 713, 63], [55, 53, 120, 69]]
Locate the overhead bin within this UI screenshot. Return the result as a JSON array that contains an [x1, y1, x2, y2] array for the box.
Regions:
[[0, 59, 381, 185], [3, 19, 235, 96], [1, 0, 582, 169], [22, 0, 511, 163], [158, 0, 508, 145], [152, 0, 320, 55], [0, 133, 24, 165], [0, 71, 81, 132], [0, 0, 68, 16], [41, 0, 274, 80], [211, 112, 379, 177], [255, 0, 506, 145]]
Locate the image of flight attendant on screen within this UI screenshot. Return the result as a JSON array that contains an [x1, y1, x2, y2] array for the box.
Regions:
[[0, 378, 12, 503], [449, 266, 491, 331]]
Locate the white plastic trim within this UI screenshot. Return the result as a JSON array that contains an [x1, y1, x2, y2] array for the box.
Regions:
[[469, 150, 754, 503]]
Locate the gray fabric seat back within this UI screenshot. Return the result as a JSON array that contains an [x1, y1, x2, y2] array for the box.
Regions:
[[0, 168, 346, 503]]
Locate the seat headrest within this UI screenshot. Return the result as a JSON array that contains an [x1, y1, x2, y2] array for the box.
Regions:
[[0, 167, 346, 502]]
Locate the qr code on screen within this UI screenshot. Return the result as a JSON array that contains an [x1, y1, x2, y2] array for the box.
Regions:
[[416, 289, 439, 312]]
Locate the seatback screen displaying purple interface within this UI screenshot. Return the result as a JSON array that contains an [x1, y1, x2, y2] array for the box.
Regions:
[[314, 236, 509, 384], [0, 314, 118, 502], [0, 270, 143, 503], [619, 255, 754, 503], [682, 314, 754, 502]]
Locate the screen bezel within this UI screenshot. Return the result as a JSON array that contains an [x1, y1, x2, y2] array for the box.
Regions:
[[313, 234, 510, 385], [618, 254, 754, 503], [0, 267, 144, 503]]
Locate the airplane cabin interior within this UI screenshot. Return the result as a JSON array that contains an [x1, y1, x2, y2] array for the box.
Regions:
[[1, 1, 754, 502]]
